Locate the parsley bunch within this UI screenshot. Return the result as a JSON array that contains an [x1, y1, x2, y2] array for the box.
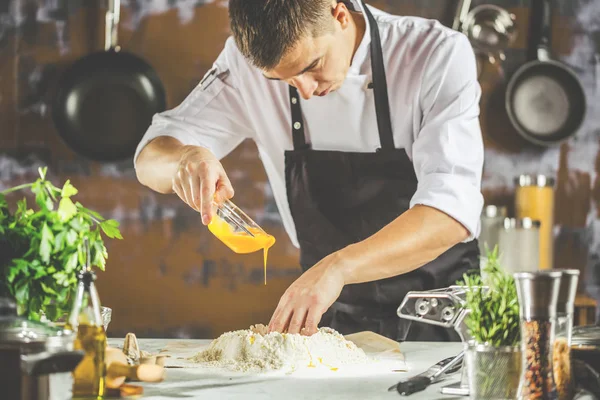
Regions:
[[0, 167, 122, 321]]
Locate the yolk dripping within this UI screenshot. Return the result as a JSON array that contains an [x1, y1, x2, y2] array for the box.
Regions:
[[208, 216, 275, 285]]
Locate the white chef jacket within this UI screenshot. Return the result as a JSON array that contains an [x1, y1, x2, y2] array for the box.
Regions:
[[134, 2, 484, 248]]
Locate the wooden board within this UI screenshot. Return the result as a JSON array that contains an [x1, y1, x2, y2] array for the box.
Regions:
[[344, 331, 404, 360]]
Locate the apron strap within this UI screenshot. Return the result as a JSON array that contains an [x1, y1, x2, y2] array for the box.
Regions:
[[363, 2, 395, 151], [287, 2, 396, 152], [289, 85, 310, 150]]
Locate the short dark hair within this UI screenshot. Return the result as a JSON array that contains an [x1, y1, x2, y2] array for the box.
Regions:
[[229, 0, 334, 70]]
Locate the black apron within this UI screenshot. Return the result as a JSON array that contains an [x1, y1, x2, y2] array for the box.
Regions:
[[284, 3, 479, 342]]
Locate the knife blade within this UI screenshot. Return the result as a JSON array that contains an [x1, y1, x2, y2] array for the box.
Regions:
[[388, 351, 464, 396]]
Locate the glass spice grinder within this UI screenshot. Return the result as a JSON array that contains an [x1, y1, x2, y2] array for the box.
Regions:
[[553, 269, 579, 400], [514, 270, 562, 400]]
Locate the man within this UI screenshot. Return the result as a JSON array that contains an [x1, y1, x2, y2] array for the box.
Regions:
[[135, 0, 483, 341]]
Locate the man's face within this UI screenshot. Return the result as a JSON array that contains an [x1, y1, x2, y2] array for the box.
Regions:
[[262, 4, 356, 100]]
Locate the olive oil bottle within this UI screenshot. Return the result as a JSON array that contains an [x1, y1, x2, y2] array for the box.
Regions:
[[67, 239, 107, 398]]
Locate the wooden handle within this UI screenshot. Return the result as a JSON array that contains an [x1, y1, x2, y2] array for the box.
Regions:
[[107, 363, 164, 385], [105, 347, 164, 388]]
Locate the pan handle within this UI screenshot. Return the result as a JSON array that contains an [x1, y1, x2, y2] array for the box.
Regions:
[[452, 0, 472, 31], [105, 0, 121, 51], [528, 0, 552, 62]]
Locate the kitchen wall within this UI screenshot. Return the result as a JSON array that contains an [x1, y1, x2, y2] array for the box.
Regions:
[[0, 0, 597, 338]]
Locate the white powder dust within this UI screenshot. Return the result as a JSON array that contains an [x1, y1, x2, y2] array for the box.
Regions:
[[189, 325, 370, 373]]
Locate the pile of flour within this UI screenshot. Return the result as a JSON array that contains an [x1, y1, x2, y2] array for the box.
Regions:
[[189, 324, 370, 373]]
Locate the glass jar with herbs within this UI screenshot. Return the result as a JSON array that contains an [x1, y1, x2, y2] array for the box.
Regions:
[[514, 270, 562, 400]]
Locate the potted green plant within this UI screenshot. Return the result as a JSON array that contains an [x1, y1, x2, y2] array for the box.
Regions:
[[459, 246, 521, 399], [0, 167, 122, 322]]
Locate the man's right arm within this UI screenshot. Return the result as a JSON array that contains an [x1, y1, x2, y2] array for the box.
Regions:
[[135, 136, 190, 195], [136, 137, 234, 225], [133, 38, 252, 223]]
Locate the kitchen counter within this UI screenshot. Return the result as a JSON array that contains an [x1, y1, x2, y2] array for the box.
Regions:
[[106, 338, 464, 400]]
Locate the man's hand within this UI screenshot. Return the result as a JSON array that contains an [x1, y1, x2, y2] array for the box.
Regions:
[[268, 252, 348, 336], [136, 137, 234, 224], [172, 146, 234, 224], [267, 205, 469, 336]]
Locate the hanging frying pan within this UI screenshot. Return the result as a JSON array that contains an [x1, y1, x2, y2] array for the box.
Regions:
[[52, 0, 166, 162], [505, 0, 585, 146]]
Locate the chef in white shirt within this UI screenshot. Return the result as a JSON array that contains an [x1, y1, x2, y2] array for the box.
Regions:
[[135, 0, 484, 341]]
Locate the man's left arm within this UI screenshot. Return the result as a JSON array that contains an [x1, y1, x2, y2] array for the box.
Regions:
[[340, 32, 485, 283], [268, 33, 484, 335]]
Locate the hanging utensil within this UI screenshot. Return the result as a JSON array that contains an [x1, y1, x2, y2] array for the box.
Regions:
[[462, 5, 517, 66], [451, 0, 486, 79], [452, 0, 472, 31], [505, 0, 585, 146], [52, 0, 167, 162]]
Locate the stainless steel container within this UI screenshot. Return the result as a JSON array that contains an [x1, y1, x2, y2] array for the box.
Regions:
[[466, 343, 521, 400], [479, 205, 507, 256], [0, 297, 84, 400], [498, 217, 541, 274]]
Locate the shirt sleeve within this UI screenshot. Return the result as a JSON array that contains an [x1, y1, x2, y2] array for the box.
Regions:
[[134, 38, 254, 167], [410, 33, 484, 241]]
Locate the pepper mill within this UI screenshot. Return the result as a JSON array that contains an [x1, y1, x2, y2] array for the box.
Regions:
[[514, 270, 562, 400]]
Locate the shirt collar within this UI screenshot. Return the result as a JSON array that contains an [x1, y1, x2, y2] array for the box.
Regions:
[[347, 1, 371, 76]]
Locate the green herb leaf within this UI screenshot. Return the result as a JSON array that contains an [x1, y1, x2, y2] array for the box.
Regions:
[[32, 265, 49, 279], [100, 219, 123, 239], [53, 231, 66, 252], [61, 180, 78, 198], [14, 280, 29, 305], [40, 282, 57, 295], [58, 197, 77, 222], [53, 271, 69, 286], [76, 202, 104, 221], [93, 241, 107, 271], [65, 252, 78, 272], [66, 229, 78, 246], [39, 223, 54, 264]]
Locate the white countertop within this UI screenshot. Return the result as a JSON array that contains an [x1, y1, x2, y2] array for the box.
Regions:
[[106, 338, 465, 400]]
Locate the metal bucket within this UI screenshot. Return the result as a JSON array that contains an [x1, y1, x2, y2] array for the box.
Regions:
[[466, 343, 521, 399]]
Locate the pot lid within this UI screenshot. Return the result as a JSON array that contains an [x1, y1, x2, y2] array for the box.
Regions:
[[571, 325, 600, 347], [0, 297, 72, 348]]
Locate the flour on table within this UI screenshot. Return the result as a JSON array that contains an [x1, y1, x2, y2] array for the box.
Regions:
[[189, 324, 370, 373]]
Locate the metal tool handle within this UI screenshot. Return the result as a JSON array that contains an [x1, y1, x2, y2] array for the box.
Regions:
[[452, 0, 472, 31], [396, 376, 431, 396], [528, 0, 552, 62], [430, 350, 464, 381], [105, 0, 120, 51], [388, 352, 464, 395]]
